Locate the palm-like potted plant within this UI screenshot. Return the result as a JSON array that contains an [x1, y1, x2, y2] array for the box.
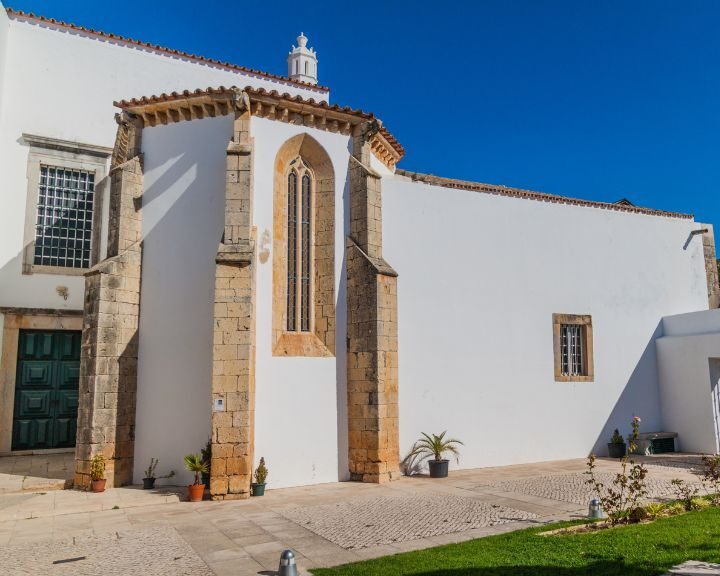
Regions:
[[183, 453, 208, 502], [142, 458, 175, 489], [607, 428, 627, 458], [405, 431, 463, 478], [90, 454, 106, 492], [251, 457, 268, 496]]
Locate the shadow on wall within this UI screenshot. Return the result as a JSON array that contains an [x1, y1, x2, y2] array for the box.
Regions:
[[132, 116, 228, 485], [591, 321, 663, 456]]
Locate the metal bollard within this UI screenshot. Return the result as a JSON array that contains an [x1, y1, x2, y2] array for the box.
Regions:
[[588, 498, 604, 519], [278, 549, 298, 576]]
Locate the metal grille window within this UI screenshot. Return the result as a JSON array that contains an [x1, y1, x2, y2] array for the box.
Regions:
[[286, 158, 313, 332], [560, 324, 585, 376], [34, 165, 95, 269]]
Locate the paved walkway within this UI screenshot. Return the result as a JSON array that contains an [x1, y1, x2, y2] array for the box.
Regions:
[[0, 452, 74, 494], [0, 455, 704, 575]]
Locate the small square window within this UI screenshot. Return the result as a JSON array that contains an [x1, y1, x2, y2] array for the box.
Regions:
[[553, 314, 594, 382]]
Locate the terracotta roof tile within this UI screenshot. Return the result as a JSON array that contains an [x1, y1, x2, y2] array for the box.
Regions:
[[396, 169, 693, 220], [114, 85, 405, 158], [6, 8, 329, 93]]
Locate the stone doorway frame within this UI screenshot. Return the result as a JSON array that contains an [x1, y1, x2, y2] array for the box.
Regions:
[[0, 308, 83, 454]]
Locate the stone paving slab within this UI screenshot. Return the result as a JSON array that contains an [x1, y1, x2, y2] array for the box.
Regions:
[[281, 492, 537, 549], [666, 561, 720, 575], [0, 526, 213, 575], [0, 453, 75, 495]]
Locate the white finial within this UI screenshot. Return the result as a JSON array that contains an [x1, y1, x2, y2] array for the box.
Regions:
[[287, 32, 318, 85]]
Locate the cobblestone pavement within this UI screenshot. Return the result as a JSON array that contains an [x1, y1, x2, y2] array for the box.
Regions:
[[1, 526, 212, 575], [281, 492, 538, 549], [485, 470, 704, 505], [0, 456, 706, 575]]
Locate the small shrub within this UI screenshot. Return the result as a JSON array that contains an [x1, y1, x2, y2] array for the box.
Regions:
[[671, 478, 700, 511], [664, 502, 685, 516], [609, 429, 625, 444], [183, 453, 208, 485], [691, 497, 711, 510], [144, 458, 175, 480], [254, 457, 268, 485], [585, 453, 648, 525], [90, 455, 105, 481], [701, 454, 720, 505], [643, 502, 665, 520]]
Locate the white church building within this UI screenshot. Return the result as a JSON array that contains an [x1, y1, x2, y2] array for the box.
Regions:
[[0, 5, 718, 498]]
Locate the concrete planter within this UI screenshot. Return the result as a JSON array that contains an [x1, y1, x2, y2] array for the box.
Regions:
[[608, 443, 627, 458], [429, 459, 449, 478]]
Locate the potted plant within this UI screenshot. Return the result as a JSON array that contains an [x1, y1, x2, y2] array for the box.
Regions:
[[200, 438, 212, 487], [251, 457, 268, 496], [142, 458, 175, 489], [607, 429, 627, 458], [405, 431, 463, 478], [90, 455, 106, 493], [183, 453, 208, 502]]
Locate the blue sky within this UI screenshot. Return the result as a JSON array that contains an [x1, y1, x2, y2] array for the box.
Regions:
[[11, 0, 719, 229]]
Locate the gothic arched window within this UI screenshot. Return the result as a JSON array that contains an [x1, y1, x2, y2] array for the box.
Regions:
[[286, 157, 313, 332]]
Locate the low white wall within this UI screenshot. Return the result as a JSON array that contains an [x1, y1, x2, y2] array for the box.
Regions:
[[383, 176, 709, 471], [0, 2, 9, 121], [657, 309, 720, 453], [134, 115, 231, 485]]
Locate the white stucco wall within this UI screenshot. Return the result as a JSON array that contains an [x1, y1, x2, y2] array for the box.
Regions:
[[135, 114, 351, 488], [0, 15, 326, 313], [0, 3, 9, 122], [657, 309, 720, 453], [383, 176, 709, 472]]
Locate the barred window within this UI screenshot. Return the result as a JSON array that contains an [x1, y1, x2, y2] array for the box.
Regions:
[[560, 324, 584, 376], [34, 165, 95, 269], [553, 314, 593, 381], [286, 158, 313, 332]]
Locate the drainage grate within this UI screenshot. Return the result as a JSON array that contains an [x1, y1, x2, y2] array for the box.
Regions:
[[651, 437, 676, 454]]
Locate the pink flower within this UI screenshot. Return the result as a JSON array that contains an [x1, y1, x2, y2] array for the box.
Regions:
[[633, 416, 641, 422]]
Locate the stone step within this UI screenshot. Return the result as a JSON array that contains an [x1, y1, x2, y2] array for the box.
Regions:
[[663, 561, 720, 575], [0, 473, 69, 495]]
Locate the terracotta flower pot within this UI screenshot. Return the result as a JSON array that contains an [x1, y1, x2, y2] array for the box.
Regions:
[[187, 483, 205, 502], [91, 479, 106, 493]]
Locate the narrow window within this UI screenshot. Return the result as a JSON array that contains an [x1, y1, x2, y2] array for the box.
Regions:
[[300, 173, 311, 331], [305, 61, 309, 75], [287, 172, 297, 331], [34, 165, 95, 269], [286, 159, 313, 333], [553, 314, 593, 381]]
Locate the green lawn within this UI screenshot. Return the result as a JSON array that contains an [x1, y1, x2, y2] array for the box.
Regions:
[[311, 508, 720, 576]]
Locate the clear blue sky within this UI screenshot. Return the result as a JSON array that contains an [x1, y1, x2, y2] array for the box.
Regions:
[[11, 0, 719, 229]]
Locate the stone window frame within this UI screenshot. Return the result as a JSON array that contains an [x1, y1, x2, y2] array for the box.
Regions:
[[553, 313, 594, 382], [21, 134, 112, 276], [272, 134, 335, 357]]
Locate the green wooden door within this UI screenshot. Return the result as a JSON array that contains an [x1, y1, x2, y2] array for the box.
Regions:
[[12, 330, 81, 450]]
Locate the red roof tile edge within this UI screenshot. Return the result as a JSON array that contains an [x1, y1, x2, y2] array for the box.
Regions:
[[114, 85, 405, 158], [396, 169, 693, 220], [6, 8, 330, 93]]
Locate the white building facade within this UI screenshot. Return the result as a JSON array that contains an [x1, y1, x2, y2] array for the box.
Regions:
[[0, 6, 718, 495]]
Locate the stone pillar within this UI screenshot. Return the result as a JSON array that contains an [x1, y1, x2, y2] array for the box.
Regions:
[[75, 113, 143, 489], [703, 225, 719, 309], [346, 121, 400, 483], [210, 92, 257, 500]]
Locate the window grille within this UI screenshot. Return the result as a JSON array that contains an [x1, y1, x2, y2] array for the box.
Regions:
[[287, 172, 297, 332], [34, 165, 94, 269], [560, 324, 584, 376], [286, 159, 313, 333]]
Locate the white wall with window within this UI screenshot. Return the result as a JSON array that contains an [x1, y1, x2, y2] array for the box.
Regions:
[[383, 175, 709, 471]]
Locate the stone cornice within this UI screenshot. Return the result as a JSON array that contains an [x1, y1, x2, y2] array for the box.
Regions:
[[115, 86, 405, 168]]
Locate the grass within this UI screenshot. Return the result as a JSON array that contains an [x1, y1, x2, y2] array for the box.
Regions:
[[311, 507, 720, 576]]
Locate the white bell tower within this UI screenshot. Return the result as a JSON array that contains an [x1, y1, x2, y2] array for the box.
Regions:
[[287, 33, 318, 85]]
